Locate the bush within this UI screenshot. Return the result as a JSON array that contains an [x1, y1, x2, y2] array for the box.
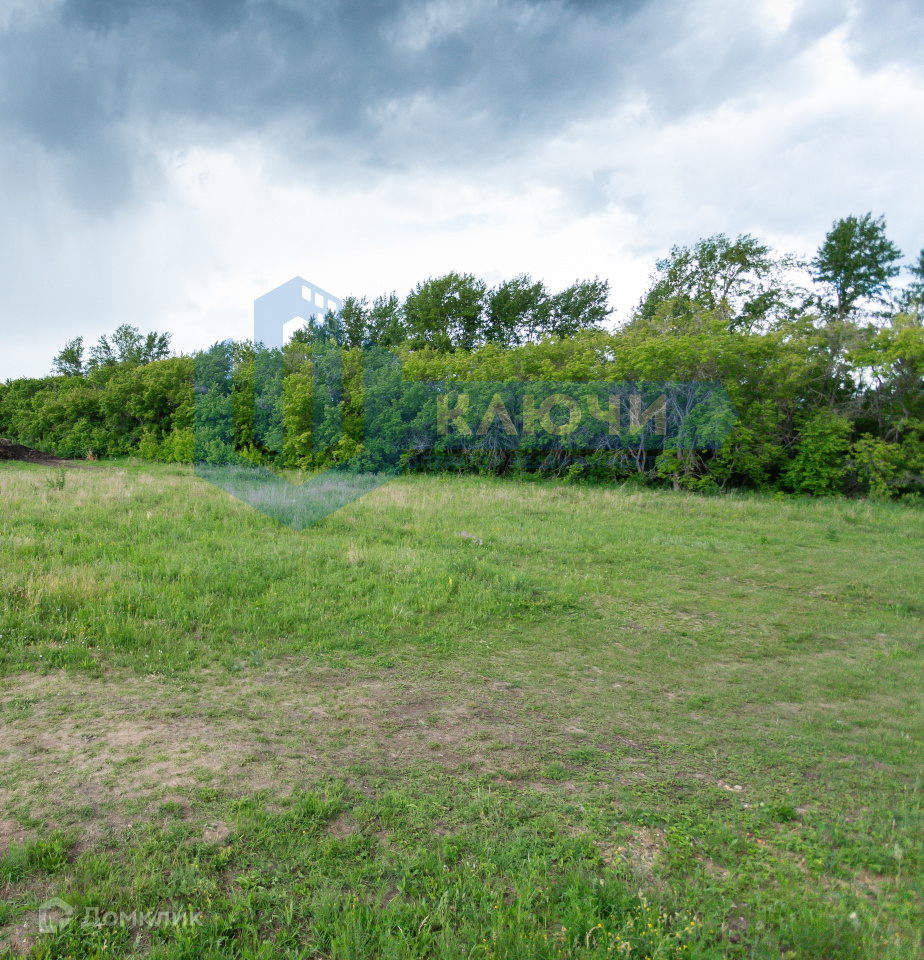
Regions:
[[784, 411, 852, 496], [851, 420, 924, 498]]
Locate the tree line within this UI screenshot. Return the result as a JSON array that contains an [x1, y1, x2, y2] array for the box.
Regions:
[[2, 212, 922, 498]]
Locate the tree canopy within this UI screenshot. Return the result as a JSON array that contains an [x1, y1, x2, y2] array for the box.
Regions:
[[901, 246, 924, 317], [811, 213, 902, 320], [633, 234, 796, 333]]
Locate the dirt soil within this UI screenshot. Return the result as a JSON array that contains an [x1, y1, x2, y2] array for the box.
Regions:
[[0, 661, 563, 847], [0, 438, 77, 466]]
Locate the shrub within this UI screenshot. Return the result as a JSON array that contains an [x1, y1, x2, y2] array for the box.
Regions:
[[851, 420, 924, 499], [784, 411, 852, 496]]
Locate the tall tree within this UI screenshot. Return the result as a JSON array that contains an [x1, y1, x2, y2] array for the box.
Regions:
[[52, 336, 85, 376], [367, 293, 406, 348], [901, 246, 924, 317], [485, 275, 550, 346], [289, 293, 406, 351], [404, 273, 486, 352], [812, 213, 902, 320], [337, 296, 369, 349], [88, 324, 172, 369], [546, 278, 611, 338], [634, 234, 789, 332]]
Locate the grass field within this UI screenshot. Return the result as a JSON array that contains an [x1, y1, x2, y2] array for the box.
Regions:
[[0, 460, 922, 959]]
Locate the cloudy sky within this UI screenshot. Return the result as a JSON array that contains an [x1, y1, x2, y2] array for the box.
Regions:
[[1, 0, 922, 380]]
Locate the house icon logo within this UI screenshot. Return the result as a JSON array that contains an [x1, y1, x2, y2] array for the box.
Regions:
[[254, 276, 342, 353], [38, 897, 74, 933]]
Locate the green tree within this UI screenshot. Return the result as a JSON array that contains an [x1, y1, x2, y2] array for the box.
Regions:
[[404, 273, 486, 352], [849, 313, 924, 435], [52, 336, 85, 376], [545, 278, 611, 339], [485, 275, 549, 346], [634, 234, 792, 332], [784, 410, 852, 495], [901, 246, 924, 317], [812, 214, 902, 320], [339, 296, 370, 349], [88, 324, 172, 369], [368, 293, 406, 348], [318, 293, 406, 349], [851, 420, 924, 499], [287, 326, 314, 347]]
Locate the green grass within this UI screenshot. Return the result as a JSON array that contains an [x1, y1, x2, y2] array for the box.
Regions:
[[0, 460, 922, 958]]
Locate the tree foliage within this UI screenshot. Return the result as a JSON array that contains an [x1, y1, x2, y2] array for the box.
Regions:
[[52, 337, 85, 377], [901, 246, 924, 317], [634, 234, 798, 333], [812, 213, 902, 320], [404, 273, 488, 352], [304, 274, 610, 353]]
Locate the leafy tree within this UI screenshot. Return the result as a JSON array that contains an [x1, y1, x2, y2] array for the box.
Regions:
[[404, 273, 486, 352], [287, 326, 314, 347], [9, 247, 923, 497], [634, 234, 793, 332], [901, 246, 924, 317], [485, 275, 550, 346], [52, 337, 85, 376], [546, 278, 611, 339], [302, 293, 406, 350], [850, 313, 924, 436], [456, 274, 607, 346], [88, 324, 172, 370], [367, 293, 405, 348], [812, 214, 902, 320], [851, 420, 924, 499], [312, 309, 344, 346], [339, 296, 370, 349], [88, 326, 129, 368]]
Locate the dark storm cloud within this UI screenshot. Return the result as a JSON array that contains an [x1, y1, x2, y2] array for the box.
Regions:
[[0, 0, 901, 213]]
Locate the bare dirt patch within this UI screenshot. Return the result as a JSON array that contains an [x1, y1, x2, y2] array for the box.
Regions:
[[0, 819, 33, 848], [0, 916, 35, 958], [0, 439, 78, 467], [0, 660, 569, 843], [328, 814, 357, 839], [596, 826, 665, 879], [202, 821, 233, 844]]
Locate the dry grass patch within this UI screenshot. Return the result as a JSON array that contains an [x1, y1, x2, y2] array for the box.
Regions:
[[0, 659, 571, 844]]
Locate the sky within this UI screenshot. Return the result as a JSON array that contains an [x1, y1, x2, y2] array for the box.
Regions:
[[1, 0, 923, 380]]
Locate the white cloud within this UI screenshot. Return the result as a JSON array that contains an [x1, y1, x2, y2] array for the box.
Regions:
[[761, 0, 802, 33]]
